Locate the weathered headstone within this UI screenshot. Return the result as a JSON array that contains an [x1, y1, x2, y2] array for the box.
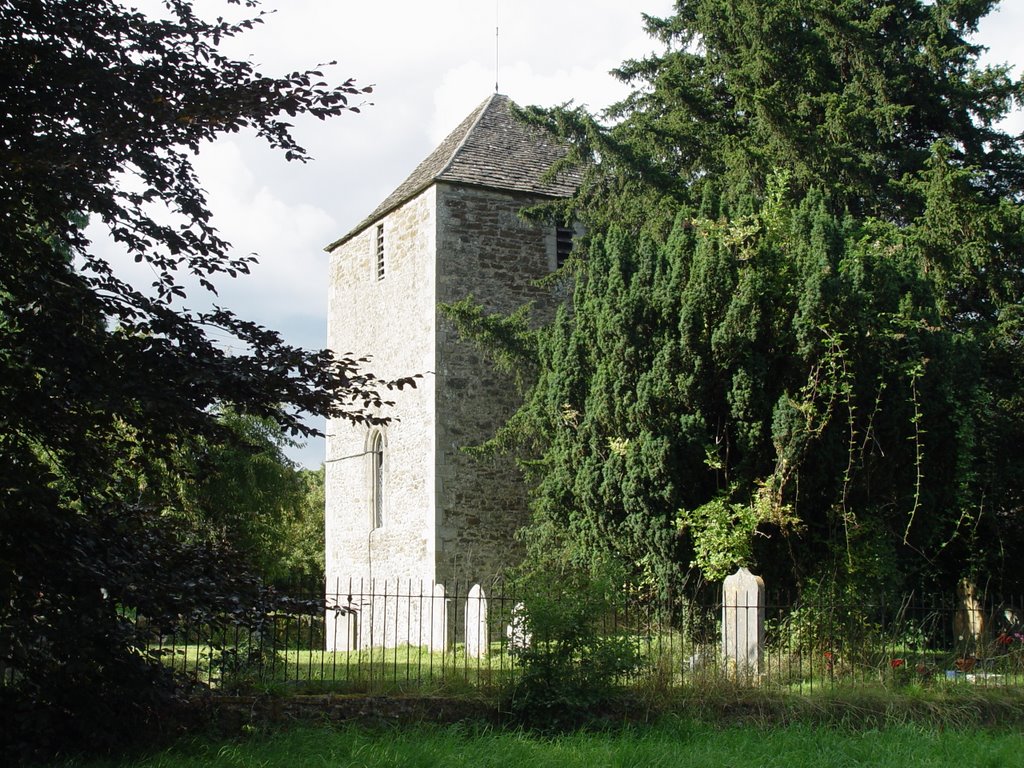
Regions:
[[430, 583, 448, 651], [721, 567, 764, 677], [506, 601, 531, 652], [325, 581, 362, 652], [954, 577, 986, 652], [465, 584, 488, 659]]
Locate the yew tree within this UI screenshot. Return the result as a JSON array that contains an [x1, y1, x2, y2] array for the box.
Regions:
[[483, 0, 1024, 595]]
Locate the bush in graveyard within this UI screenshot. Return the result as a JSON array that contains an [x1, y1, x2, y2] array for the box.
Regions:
[[502, 562, 643, 729]]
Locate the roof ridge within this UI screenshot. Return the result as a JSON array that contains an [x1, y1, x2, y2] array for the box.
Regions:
[[325, 93, 579, 252], [435, 92, 502, 180]]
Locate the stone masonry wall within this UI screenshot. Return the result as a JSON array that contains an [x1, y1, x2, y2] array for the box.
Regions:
[[325, 187, 438, 648], [325, 181, 564, 648], [433, 182, 561, 589]]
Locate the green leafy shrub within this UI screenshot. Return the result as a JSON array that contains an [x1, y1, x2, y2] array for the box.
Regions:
[[502, 564, 643, 729]]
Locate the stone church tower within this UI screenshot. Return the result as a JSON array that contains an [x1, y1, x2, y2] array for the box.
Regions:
[[323, 94, 578, 648]]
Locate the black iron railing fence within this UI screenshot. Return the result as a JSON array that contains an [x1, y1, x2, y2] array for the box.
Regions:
[[101, 582, 1024, 693]]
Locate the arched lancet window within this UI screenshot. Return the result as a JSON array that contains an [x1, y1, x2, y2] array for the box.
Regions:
[[369, 430, 384, 529]]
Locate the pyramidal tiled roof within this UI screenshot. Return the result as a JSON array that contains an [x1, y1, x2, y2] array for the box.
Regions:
[[326, 93, 581, 251]]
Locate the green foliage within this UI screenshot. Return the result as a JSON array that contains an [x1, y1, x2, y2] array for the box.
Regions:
[[461, 0, 1024, 595], [503, 564, 643, 729], [145, 409, 326, 586], [0, 1, 380, 762], [440, 296, 539, 393], [680, 496, 769, 582], [282, 466, 327, 585]]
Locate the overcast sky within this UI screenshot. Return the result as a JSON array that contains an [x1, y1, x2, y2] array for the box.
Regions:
[[93, 1, 1024, 467]]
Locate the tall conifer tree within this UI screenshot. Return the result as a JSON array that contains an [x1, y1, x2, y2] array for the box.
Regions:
[[466, 0, 1024, 593]]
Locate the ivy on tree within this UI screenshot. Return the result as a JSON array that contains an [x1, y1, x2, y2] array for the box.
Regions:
[[0, 1, 409, 761]]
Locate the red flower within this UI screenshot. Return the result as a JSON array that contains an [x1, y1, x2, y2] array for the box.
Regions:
[[890, 658, 905, 669], [997, 632, 1013, 646], [823, 651, 834, 660]]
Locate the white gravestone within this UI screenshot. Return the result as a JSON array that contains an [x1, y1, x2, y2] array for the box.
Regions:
[[506, 601, 531, 652], [465, 584, 489, 659], [721, 567, 765, 677], [429, 583, 448, 652]]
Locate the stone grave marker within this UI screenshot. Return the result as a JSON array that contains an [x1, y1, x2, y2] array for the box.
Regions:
[[430, 583, 448, 651], [721, 567, 764, 677], [465, 584, 488, 659], [506, 601, 531, 652]]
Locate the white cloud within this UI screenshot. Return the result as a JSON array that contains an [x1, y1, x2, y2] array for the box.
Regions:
[[88, 0, 1023, 467], [192, 141, 337, 314]]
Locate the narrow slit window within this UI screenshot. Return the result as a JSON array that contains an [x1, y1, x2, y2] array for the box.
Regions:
[[370, 430, 384, 529], [555, 225, 574, 269], [375, 223, 385, 281]]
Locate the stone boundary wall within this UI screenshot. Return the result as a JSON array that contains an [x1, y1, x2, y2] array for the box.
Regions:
[[191, 690, 1024, 736]]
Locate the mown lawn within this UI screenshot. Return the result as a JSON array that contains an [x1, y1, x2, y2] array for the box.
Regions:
[[68, 719, 1023, 768]]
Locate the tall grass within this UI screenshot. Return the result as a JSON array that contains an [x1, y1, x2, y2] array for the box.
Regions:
[[160, 635, 1024, 697], [67, 719, 1024, 768]]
